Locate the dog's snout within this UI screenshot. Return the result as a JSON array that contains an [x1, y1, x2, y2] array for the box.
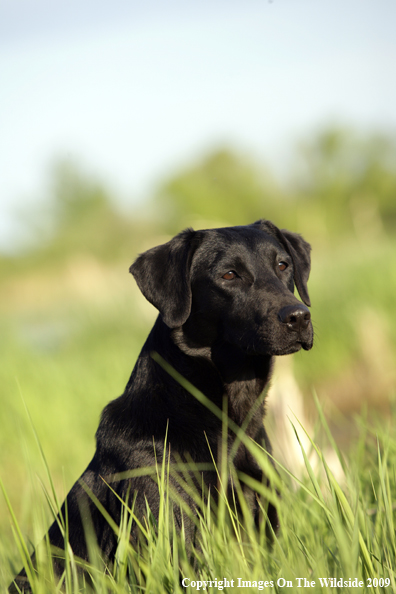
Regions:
[[278, 304, 311, 332]]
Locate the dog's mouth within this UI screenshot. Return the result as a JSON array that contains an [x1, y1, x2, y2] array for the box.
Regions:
[[281, 319, 314, 354], [223, 318, 314, 358], [268, 339, 312, 357], [270, 343, 303, 356], [257, 328, 314, 357], [244, 336, 313, 357], [301, 339, 313, 351], [290, 334, 314, 352]]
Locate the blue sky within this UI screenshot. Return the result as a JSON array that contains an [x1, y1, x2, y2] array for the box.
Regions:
[[1, 0, 396, 250]]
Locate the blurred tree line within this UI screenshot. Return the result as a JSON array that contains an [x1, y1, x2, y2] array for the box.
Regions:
[[157, 127, 396, 244], [1, 126, 395, 275], [0, 126, 394, 271]]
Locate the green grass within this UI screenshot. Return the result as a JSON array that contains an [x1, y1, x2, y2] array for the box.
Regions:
[[1, 380, 396, 593]]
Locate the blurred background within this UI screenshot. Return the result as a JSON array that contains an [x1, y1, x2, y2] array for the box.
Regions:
[[1, 0, 396, 566]]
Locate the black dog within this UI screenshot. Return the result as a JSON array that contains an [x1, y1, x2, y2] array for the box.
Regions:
[[11, 219, 313, 591]]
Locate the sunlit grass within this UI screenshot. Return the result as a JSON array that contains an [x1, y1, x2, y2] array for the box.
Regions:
[[1, 382, 396, 593]]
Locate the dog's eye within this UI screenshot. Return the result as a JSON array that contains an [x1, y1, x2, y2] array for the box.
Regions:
[[278, 262, 288, 272], [222, 271, 236, 280]]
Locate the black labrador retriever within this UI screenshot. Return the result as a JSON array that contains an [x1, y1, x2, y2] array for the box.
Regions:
[[11, 219, 313, 591]]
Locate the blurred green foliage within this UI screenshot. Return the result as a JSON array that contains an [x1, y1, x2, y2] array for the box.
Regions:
[[2, 125, 395, 271], [156, 127, 396, 244], [289, 127, 396, 240], [43, 161, 160, 263], [0, 161, 159, 277], [156, 149, 280, 232]]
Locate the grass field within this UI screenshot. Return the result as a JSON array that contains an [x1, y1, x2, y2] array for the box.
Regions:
[[1, 236, 396, 593], [1, 390, 396, 593]]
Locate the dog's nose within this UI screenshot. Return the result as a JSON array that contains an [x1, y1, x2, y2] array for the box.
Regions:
[[278, 304, 311, 332]]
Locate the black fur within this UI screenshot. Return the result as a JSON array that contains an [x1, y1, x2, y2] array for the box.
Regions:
[[11, 220, 313, 591]]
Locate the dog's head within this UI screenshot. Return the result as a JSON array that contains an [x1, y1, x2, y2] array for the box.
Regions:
[[130, 220, 313, 356]]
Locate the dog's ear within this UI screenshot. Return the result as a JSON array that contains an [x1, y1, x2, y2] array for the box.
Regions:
[[130, 229, 201, 328], [253, 219, 312, 307], [279, 228, 311, 307]]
